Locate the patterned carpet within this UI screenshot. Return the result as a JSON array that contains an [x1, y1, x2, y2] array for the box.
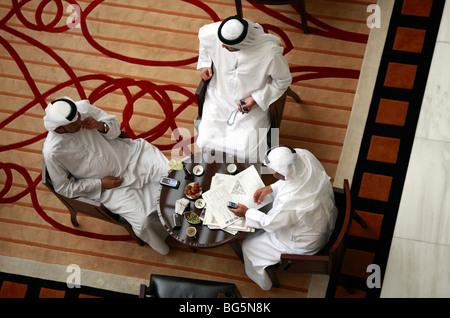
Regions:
[[0, 0, 371, 298]]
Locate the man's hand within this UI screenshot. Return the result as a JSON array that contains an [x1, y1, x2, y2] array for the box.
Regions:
[[253, 185, 273, 205], [81, 117, 103, 131], [101, 176, 124, 189], [238, 96, 256, 113], [200, 67, 213, 81], [228, 203, 248, 218]]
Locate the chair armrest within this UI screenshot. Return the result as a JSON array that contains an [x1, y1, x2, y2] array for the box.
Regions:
[[268, 90, 288, 129], [72, 196, 102, 207], [277, 253, 331, 274], [195, 62, 214, 119], [119, 131, 130, 139], [195, 79, 210, 118], [280, 253, 330, 262]]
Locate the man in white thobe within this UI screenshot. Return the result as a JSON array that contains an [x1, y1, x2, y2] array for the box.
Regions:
[[42, 97, 170, 255], [196, 15, 292, 162], [228, 146, 338, 290]]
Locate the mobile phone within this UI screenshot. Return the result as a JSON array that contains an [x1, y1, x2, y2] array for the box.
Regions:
[[160, 177, 180, 189], [227, 201, 238, 209], [172, 213, 181, 230], [240, 99, 248, 113]]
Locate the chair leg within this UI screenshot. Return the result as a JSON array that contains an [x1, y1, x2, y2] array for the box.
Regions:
[[235, 1, 308, 34], [266, 268, 280, 288], [235, 0, 243, 17], [287, 87, 302, 103], [70, 210, 79, 227], [297, 0, 309, 34], [139, 284, 149, 298]]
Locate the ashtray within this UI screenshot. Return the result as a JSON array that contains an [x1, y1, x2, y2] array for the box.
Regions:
[[184, 211, 201, 224], [192, 165, 204, 176]]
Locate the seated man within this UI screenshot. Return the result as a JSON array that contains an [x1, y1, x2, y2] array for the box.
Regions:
[[196, 15, 292, 162], [228, 146, 338, 290], [42, 97, 170, 255]]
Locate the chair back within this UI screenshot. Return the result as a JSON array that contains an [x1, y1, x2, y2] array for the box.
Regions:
[[42, 160, 145, 246], [42, 162, 116, 223], [319, 179, 352, 275], [266, 179, 352, 281], [268, 91, 287, 129], [195, 78, 210, 119], [140, 274, 241, 298]]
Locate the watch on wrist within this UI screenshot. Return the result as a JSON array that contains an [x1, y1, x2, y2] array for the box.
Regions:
[[101, 122, 108, 134]]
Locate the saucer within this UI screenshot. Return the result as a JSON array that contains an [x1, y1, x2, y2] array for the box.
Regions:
[[227, 164, 237, 174], [193, 165, 204, 176]]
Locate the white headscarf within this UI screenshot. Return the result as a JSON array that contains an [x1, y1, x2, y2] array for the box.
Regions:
[[43, 96, 78, 132], [266, 146, 337, 234], [218, 16, 282, 51]]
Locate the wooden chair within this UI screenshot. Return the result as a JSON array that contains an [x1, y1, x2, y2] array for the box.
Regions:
[[139, 274, 242, 298], [194, 66, 301, 149], [42, 160, 145, 246], [234, 0, 309, 34], [265, 179, 353, 295]]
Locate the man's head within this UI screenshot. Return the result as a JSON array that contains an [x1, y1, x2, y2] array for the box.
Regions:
[[264, 145, 302, 181], [43, 97, 81, 134], [218, 15, 248, 51], [217, 15, 282, 53]]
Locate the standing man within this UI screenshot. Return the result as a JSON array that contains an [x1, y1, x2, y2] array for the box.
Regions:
[[196, 15, 292, 162], [228, 146, 338, 290], [42, 97, 170, 255]]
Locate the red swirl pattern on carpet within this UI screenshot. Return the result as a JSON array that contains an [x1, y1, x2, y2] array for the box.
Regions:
[[0, 0, 368, 242]]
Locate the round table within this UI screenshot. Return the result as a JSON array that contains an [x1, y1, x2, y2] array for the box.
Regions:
[[157, 151, 252, 261]]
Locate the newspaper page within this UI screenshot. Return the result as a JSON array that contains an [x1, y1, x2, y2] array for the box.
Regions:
[[202, 165, 273, 230], [230, 165, 273, 209], [201, 173, 234, 226]]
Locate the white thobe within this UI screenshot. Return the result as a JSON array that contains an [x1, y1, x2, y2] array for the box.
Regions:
[[196, 22, 292, 162], [243, 179, 338, 290], [42, 100, 170, 255]]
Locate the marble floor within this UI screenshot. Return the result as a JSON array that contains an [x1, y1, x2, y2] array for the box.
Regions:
[[334, 0, 450, 298], [327, 0, 450, 298], [380, 0, 450, 298]]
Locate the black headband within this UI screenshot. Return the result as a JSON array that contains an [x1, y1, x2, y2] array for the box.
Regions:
[[51, 98, 77, 121], [264, 145, 296, 165], [218, 15, 249, 46]]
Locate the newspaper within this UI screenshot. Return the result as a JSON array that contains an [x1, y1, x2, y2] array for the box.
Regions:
[[201, 165, 273, 232]]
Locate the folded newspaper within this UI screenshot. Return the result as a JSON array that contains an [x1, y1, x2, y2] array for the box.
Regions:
[[201, 165, 273, 234]]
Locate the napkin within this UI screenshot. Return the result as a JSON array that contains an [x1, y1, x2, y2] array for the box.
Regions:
[[175, 198, 190, 214]]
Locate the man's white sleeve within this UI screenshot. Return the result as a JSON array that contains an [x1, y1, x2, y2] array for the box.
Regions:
[[251, 53, 292, 111], [45, 154, 102, 201]]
